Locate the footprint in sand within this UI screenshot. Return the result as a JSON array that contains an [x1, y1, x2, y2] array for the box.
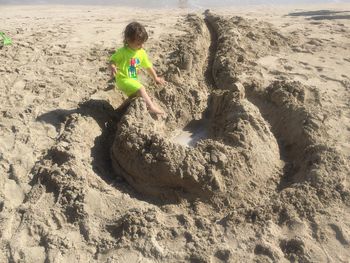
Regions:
[[329, 223, 350, 247]]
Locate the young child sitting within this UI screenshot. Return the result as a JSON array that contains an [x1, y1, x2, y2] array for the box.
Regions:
[[110, 21, 165, 114]]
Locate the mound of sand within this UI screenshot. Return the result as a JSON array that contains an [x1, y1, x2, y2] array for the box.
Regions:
[[111, 14, 282, 206]]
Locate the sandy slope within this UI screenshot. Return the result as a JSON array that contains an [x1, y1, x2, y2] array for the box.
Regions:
[[0, 4, 350, 262]]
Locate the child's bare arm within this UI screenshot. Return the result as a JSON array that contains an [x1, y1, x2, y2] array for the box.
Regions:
[[146, 67, 165, 85], [109, 63, 117, 77]]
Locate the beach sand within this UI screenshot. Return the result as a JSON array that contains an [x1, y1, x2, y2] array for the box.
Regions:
[[0, 3, 350, 262]]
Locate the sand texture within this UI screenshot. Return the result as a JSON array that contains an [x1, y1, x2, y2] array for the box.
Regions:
[[1, 4, 350, 263]]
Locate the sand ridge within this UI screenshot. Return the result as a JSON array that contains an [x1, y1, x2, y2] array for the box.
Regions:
[[1, 4, 350, 263]]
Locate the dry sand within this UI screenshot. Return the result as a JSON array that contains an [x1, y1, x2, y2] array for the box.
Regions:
[[1, 3, 350, 262]]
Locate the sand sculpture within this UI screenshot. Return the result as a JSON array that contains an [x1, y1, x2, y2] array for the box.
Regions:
[[110, 13, 347, 208], [111, 14, 282, 203]]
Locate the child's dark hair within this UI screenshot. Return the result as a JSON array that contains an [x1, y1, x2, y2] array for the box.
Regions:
[[123, 22, 148, 46]]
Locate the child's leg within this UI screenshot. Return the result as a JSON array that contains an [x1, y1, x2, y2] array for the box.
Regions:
[[137, 86, 164, 114], [115, 97, 132, 112]]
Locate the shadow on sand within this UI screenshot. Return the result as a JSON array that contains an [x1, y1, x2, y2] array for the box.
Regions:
[[287, 9, 350, 20], [36, 100, 133, 186], [36, 99, 174, 205]]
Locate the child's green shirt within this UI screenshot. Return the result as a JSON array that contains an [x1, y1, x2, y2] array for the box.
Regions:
[[110, 46, 152, 80]]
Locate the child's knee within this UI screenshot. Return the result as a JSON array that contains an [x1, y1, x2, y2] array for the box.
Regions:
[[136, 86, 146, 95]]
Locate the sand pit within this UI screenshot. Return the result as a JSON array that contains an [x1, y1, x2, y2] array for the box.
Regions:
[[1, 5, 350, 262]]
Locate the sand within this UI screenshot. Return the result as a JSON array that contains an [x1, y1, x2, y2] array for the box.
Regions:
[[1, 3, 350, 262]]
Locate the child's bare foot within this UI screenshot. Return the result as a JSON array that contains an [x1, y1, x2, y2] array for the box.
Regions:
[[149, 106, 165, 115]]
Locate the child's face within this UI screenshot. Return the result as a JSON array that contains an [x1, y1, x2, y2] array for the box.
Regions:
[[127, 39, 144, 50]]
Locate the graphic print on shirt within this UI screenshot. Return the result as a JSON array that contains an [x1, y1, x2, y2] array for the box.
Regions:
[[128, 58, 140, 79]]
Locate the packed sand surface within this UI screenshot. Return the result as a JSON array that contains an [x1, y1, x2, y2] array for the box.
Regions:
[[1, 4, 350, 262]]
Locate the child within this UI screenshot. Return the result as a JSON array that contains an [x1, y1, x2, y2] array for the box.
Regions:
[[110, 21, 165, 114]]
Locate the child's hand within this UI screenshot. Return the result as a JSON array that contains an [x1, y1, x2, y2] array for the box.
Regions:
[[110, 64, 117, 77], [155, 76, 166, 85]]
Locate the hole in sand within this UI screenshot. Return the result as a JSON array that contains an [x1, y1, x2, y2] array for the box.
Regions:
[[171, 119, 210, 147]]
